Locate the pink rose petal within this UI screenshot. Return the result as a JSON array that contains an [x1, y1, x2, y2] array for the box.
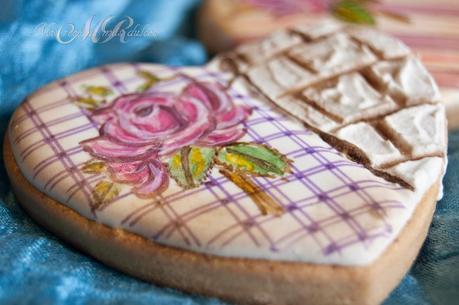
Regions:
[[133, 160, 169, 198], [108, 161, 149, 184], [81, 79, 251, 198], [198, 127, 247, 146], [81, 136, 158, 162]]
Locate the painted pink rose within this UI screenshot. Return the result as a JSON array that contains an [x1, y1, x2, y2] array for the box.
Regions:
[[81, 81, 251, 198]]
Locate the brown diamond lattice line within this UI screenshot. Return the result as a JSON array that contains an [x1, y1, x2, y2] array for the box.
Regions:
[[216, 22, 446, 190]]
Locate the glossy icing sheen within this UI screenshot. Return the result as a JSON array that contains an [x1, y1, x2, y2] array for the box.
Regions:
[[369, 57, 441, 104], [288, 33, 376, 76], [9, 63, 445, 266], [303, 73, 397, 123], [294, 21, 343, 40], [276, 95, 339, 132], [349, 29, 410, 59], [247, 57, 315, 99], [334, 122, 403, 168], [238, 31, 301, 64], [384, 104, 447, 158]]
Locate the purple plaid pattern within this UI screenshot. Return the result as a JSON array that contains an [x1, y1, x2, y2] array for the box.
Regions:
[[9, 63, 412, 264]]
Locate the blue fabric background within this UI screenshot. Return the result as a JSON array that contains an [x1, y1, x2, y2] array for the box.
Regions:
[[0, 1, 457, 304]]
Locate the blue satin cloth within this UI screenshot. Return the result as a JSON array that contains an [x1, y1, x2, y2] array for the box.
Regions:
[[0, 1, 457, 304]]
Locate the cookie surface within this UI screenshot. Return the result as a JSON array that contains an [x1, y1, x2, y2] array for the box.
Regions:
[[5, 26, 447, 305]]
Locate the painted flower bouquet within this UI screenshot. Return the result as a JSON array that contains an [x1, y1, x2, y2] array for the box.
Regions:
[[76, 72, 292, 215]]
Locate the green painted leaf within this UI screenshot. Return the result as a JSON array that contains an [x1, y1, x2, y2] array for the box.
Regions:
[[217, 143, 291, 177], [82, 160, 106, 174], [332, 0, 375, 25], [84, 85, 113, 96], [74, 96, 104, 109], [137, 82, 154, 93], [138, 70, 161, 82], [92, 180, 120, 209], [168, 146, 216, 188], [137, 70, 161, 92]]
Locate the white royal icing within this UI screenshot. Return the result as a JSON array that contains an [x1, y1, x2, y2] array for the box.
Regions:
[[288, 33, 377, 77], [276, 95, 339, 132], [369, 57, 441, 104], [293, 20, 344, 40], [237, 31, 302, 65], [303, 73, 397, 123], [387, 157, 444, 191], [383, 104, 447, 158], [334, 122, 403, 168], [350, 28, 410, 59], [247, 56, 316, 99]]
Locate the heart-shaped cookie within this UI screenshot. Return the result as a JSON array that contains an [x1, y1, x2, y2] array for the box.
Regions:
[[5, 24, 447, 305]]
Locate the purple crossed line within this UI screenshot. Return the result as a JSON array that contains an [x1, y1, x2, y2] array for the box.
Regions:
[[21, 100, 95, 215], [43, 158, 102, 192], [256, 107, 374, 254], [244, 109, 347, 252], [19, 123, 93, 162], [100, 66, 128, 93], [244, 123, 338, 252], [13, 64, 407, 256], [229, 93, 404, 254], [154, 199, 197, 246], [32, 146, 83, 179], [116, 70, 404, 253], [14, 111, 85, 145], [12, 97, 72, 126]]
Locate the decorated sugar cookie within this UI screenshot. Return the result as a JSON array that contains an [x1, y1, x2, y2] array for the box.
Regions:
[[5, 25, 447, 305], [198, 0, 459, 129]]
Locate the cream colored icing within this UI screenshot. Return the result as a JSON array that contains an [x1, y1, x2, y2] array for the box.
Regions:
[[247, 56, 315, 99], [288, 33, 377, 77], [369, 57, 441, 104], [230, 27, 447, 191], [8, 63, 446, 267], [387, 157, 444, 191], [303, 73, 397, 123], [237, 31, 302, 64], [350, 28, 410, 59], [334, 122, 403, 168], [383, 104, 447, 157], [275, 95, 339, 132], [293, 20, 344, 40]]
